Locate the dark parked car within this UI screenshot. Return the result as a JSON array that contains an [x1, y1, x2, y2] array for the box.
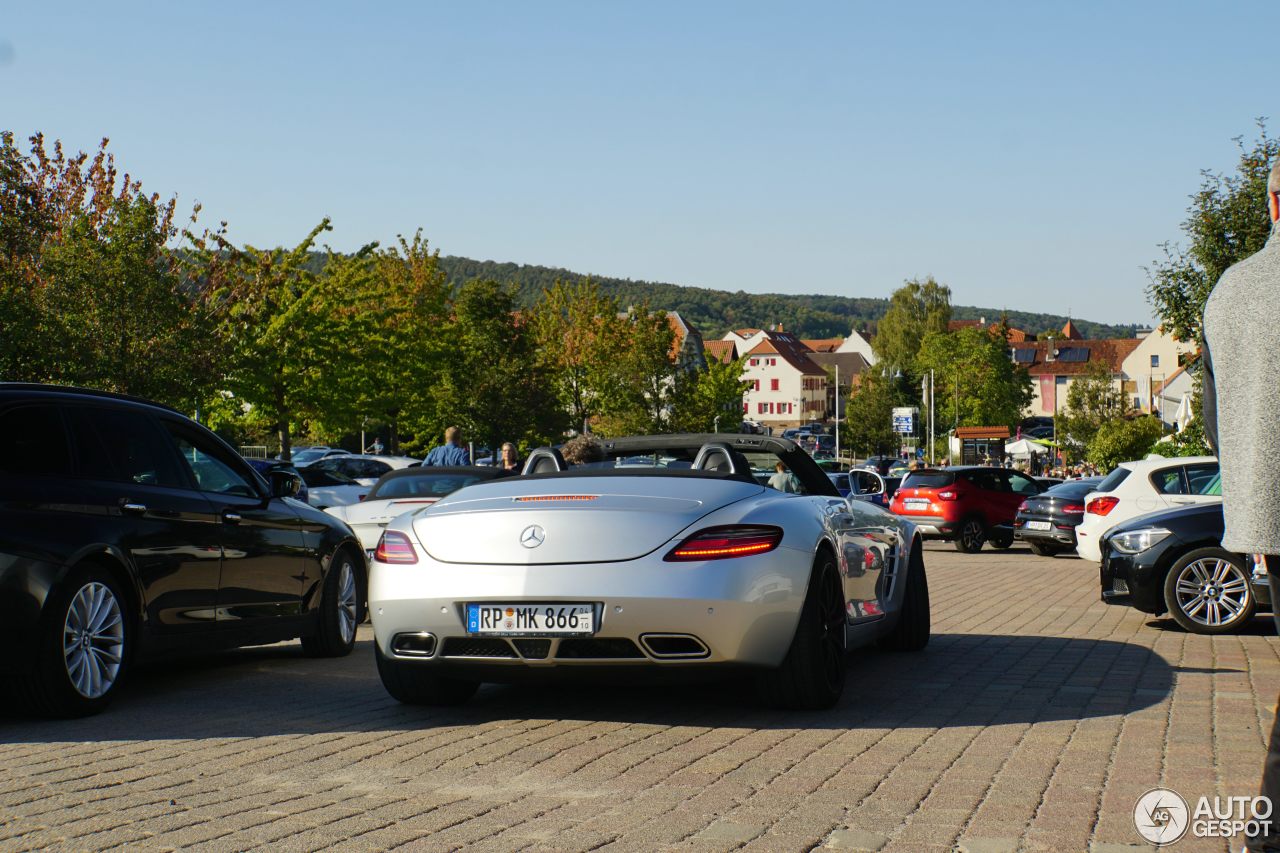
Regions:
[[861, 455, 901, 476], [1100, 501, 1268, 634], [889, 466, 1042, 552], [0, 384, 367, 717], [1013, 476, 1102, 556], [246, 459, 308, 503]]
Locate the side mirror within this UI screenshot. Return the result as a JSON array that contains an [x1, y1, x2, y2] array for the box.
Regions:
[[269, 470, 303, 498]]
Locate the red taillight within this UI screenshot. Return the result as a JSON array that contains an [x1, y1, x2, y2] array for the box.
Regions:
[[665, 525, 783, 562], [1086, 497, 1118, 516], [1017, 501, 1029, 512], [358, 494, 367, 501], [1062, 503, 1085, 514], [374, 531, 418, 564], [936, 490, 957, 501]]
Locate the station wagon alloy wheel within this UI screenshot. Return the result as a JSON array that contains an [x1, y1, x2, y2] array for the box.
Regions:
[[1173, 557, 1250, 630], [63, 582, 125, 699], [338, 561, 358, 645]]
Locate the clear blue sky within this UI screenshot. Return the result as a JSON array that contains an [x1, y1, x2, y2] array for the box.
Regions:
[[4, 1, 1277, 325]]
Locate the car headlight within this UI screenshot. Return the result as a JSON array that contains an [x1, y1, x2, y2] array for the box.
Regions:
[[1108, 527, 1172, 555]]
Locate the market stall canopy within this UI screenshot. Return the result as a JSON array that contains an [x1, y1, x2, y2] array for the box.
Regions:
[[1005, 438, 1049, 456]]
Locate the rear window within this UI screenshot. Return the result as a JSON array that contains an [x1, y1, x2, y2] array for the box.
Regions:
[[901, 471, 955, 489], [0, 405, 72, 477], [1094, 467, 1130, 493], [1045, 480, 1101, 499], [369, 473, 488, 500]]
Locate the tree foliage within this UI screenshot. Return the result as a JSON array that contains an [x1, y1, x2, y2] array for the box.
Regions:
[[840, 370, 904, 458], [0, 133, 214, 407], [1056, 360, 1129, 456], [872, 277, 953, 374], [1147, 121, 1280, 342], [669, 355, 750, 434], [529, 278, 622, 432], [914, 327, 1033, 431], [593, 307, 678, 436], [1088, 416, 1163, 471]]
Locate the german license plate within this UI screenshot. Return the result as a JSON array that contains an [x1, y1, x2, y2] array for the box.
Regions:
[[1027, 520, 1052, 531], [466, 603, 595, 636], [904, 498, 929, 510]]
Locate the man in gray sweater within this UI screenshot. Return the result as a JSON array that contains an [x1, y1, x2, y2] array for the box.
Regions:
[[1202, 154, 1280, 853]]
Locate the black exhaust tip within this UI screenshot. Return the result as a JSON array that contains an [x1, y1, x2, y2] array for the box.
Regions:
[[391, 632, 437, 657], [640, 634, 710, 659]]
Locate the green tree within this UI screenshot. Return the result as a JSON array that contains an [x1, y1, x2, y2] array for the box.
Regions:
[[840, 370, 903, 458], [0, 133, 213, 408], [199, 219, 369, 460], [915, 327, 1033, 431], [1147, 121, 1280, 343], [1056, 361, 1128, 455], [1088, 416, 1163, 470], [425, 279, 562, 454], [529, 278, 622, 431], [868, 277, 952, 373], [594, 307, 678, 436], [669, 355, 750, 433]]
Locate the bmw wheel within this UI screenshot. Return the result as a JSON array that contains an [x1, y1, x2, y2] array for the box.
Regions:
[[18, 566, 130, 718], [302, 549, 363, 657], [757, 551, 846, 710], [1163, 548, 1255, 635]]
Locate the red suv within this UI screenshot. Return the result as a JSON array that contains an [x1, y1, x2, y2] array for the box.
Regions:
[[888, 467, 1043, 552]]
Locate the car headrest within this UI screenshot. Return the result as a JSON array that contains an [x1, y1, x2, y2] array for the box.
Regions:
[[522, 447, 568, 475], [692, 442, 748, 475]]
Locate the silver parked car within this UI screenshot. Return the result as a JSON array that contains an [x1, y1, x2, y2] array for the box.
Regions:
[[369, 434, 930, 710]]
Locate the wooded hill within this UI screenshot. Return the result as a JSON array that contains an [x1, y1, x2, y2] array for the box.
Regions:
[[435, 256, 1141, 341]]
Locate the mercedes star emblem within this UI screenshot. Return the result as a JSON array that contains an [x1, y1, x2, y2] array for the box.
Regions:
[[520, 524, 546, 548]]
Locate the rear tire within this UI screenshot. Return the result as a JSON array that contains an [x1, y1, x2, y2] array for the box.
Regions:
[[17, 565, 130, 718], [1027, 540, 1059, 557], [375, 645, 478, 706], [756, 552, 846, 710], [990, 531, 1014, 549], [1163, 548, 1255, 635], [302, 549, 362, 658], [954, 517, 986, 553], [878, 542, 930, 652]]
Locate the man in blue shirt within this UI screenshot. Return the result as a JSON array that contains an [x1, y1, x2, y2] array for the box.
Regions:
[[423, 426, 471, 466]]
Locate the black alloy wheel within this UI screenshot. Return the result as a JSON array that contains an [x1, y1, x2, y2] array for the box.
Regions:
[[955, 517, 987, 553], [1027, 540, 1059, 557], [756, 552, 846, 710]]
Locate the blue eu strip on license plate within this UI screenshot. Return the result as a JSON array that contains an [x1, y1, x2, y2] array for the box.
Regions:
[[466, 603, 595, 636]]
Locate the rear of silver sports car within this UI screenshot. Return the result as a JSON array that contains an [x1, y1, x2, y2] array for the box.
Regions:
[[368, 478, 816, 673]]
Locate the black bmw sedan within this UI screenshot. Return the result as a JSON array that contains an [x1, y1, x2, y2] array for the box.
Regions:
[[1013, 476, 1102, 556], [0, 384, 367, 717], [1099, 501, 1270, 634]]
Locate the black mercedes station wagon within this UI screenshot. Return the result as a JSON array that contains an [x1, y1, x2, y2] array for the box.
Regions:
[[0, 384, 367, 717]]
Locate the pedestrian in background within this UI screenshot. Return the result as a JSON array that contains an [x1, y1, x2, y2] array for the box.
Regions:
[[1202, 154, 1280, 853], [499, 442, 522, 475], [767, 462, 801, 493], [423, 426, 470, 466]]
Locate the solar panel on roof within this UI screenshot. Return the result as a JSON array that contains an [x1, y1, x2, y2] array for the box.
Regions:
[[1012, 349, 1036, 363], [1056, 347, 1089, 362]]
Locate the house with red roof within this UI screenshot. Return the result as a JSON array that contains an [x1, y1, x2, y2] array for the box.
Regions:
[[742, 330, 828, 428]]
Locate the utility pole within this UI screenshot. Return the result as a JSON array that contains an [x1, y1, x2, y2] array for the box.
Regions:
[[929, 369, 935, 466], [835, 363, 840, 465]]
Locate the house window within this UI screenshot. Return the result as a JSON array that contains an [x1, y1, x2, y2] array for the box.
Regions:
[[1150, 354, 1159, 368], [769, 358, 776, 366], [742, 402, 748, 414], [753, 379, 760, 392], [757, 403, 766, 414], [1133, 396, 1141, 409], [770, 378, 779, 391], [750, 359, 758, 366]]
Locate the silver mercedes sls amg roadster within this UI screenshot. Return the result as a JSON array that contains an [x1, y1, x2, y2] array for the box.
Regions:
[[369, 434, 929, 709]]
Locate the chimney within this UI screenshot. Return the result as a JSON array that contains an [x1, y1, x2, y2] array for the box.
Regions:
[[979, 316, 986, 326]]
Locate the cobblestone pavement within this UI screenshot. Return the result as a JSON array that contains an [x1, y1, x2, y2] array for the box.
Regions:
[[2, 542, 1277, 853]]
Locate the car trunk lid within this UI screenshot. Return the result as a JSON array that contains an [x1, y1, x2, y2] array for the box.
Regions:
[[414, 476, 763, 564]]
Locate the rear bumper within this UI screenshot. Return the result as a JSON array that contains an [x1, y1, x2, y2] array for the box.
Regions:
[[369, 545, 814, 670], [893, 514, 956, 538]]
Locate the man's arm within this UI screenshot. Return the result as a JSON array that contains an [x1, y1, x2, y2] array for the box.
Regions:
[[1201, 342, 1218, 455]]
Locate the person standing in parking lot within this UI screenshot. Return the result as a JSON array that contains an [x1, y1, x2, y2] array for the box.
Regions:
[[498, 442, 522, 475], [423, 426, 470, 467], [1202, 155, 1280, 853]]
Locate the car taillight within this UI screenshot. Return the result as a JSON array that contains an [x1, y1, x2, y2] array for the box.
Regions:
[[374, 531, 418, 564], [1062, 503, 1085, 514], [665, 525, 783, 562], [1018, 501, 1029, 512], [1086, 497, 1118, 516], [936, 490, 957, 501]]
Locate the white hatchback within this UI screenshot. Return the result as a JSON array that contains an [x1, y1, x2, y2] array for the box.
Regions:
[[1075, 455, 1219, 562]]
